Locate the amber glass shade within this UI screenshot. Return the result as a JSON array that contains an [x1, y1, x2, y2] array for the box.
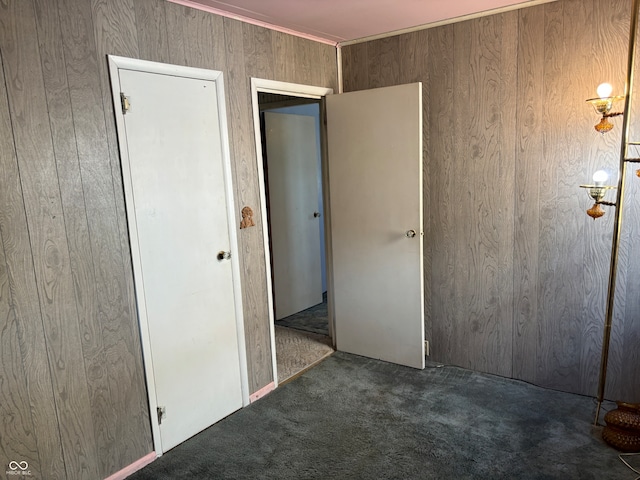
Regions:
[[595, 116, 614, 134], [587, 203, 606, 219]]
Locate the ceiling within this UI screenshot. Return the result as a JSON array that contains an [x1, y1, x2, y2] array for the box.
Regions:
[[170, 0, 555, 44]]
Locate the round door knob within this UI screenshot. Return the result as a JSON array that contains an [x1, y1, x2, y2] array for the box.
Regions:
[[314, 211, 322, 218], [217, 251, 231, 261], [405, 229, 416, 238]]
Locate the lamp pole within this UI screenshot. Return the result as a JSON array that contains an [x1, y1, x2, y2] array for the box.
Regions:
[[593, 0, 640, 426]]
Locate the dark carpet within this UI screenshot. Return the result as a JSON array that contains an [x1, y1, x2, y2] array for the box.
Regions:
[[128, 352, 634, 480], [274, 294, 328, 336]]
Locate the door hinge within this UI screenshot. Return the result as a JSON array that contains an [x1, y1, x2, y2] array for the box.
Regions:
[[120, 92, 131, 114], [157, 406, 166, 425]]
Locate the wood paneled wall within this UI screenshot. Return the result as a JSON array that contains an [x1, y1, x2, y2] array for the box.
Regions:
[[342, 0, 640, 401], [0, 0, 337, 478]]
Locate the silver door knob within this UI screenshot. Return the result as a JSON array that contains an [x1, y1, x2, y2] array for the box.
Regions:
[[405, 229, 416, 238], [314, 211, 322, 218], [217, 251, 231, 261]]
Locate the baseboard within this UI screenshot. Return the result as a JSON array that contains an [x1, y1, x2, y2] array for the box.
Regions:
[[104, 452, 156, 480], [249, 382, 275, 403]]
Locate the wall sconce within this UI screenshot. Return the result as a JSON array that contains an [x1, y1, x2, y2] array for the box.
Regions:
[[586, 83, 624, 134], [579, 169, 617, 219]]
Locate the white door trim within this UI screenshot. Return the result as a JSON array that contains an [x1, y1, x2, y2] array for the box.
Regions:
[[250, 78, 333, 387], [108, 55, 250, 456]]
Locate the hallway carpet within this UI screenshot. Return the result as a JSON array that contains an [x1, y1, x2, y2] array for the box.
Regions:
[[275, 296, 329, 336], [128, 352, 634, 480], [275, 325, 333, 383]]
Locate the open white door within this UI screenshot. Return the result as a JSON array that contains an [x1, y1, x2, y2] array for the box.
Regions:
[[109, 56, 247, 454], [264, 111, 323, 320], [326, 83, 424, 369]]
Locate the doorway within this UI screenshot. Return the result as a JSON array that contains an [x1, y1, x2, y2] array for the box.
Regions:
[[251, 80, 334, 385], [252, 79, 425, 386]]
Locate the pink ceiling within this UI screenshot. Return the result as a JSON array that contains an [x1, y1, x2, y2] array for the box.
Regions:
[[171, 0, 552, 44]]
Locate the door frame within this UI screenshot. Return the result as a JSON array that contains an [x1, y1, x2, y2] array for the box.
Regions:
[[250, 78, 334, 386], [108, 55, 250, 456]]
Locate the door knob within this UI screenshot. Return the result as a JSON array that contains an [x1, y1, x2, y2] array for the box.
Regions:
[[314, 211, 322, 218], [217, 251, 231, 261], [405, 229, 416, 238]]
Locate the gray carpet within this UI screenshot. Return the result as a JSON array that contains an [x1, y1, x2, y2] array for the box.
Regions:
[[128, 352, 634, 479]]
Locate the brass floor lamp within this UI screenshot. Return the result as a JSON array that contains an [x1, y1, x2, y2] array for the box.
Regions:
[[582, 0, 640, 426]]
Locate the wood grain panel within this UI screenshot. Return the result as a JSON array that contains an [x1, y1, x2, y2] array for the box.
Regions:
[[307, 42, 328, 87], [291, 36, 315, 85], [366, 36, 400, 89], [92, 0, 139, 58], [398, 31, 427, 84], [451, 19, 473, 369], [426, 25, 456, 362], [133, 0, 170, 63], [465, 15, 487, 371], [461, 14, 515, 376], [513, 5, 544, 383], [0, 229, 40, 477], [224, 16, 274, 392], [88, 0, 155, 472], [535, 0, 563, 389], [341, 42, 368, 92], [0, 53, 66, 480], [548, 0, 591, 393], [91, 0, 141, 356], [319, 42, 338, 93], [164, 1, 188, 66], [59, 0, 152, 473], [181, 5, 226, 71], [242, 22, 274, 78], [0, 1, 99, 478], [32, 0, 116, 477], [305, 40, 332, 87], [495, 11, 517, 377], [0, 47, 55, 480], [271, 30, 297, 81]]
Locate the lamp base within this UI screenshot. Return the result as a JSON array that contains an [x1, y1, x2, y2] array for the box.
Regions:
[[602, 402, 640, 452]]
